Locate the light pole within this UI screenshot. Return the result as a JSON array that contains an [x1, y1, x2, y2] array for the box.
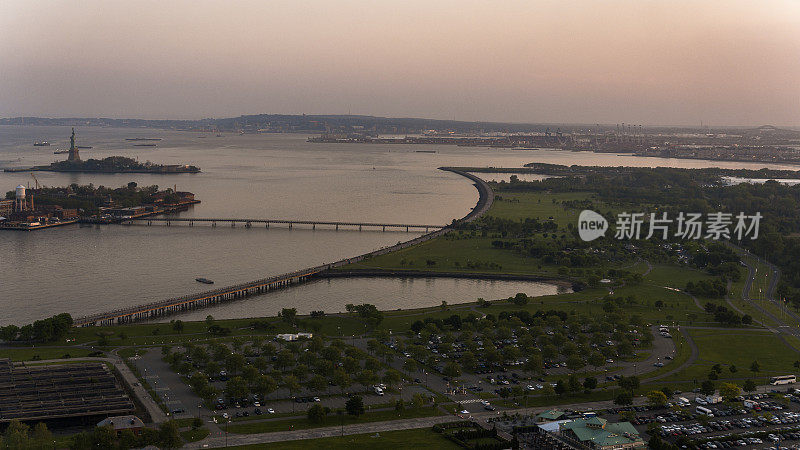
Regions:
[[225, 419, 230, 447]]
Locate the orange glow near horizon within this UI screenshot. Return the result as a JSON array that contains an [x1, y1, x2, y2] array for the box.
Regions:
[[1, 0, 798, 126]]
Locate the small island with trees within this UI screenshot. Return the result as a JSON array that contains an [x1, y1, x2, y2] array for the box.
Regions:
[[39, 155, 201, 174]]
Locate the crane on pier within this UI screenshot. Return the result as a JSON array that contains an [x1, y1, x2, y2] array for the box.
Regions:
[[30, 173, 40, 190]]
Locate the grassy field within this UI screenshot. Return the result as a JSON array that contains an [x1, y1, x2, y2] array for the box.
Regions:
[[228, 427, 460, 450], [351, 234, 564, 276], [180, 427, 210, 443], [487, 191, 591, 225], [349, 190, 620, 277], [226, 407, 443, 434], [643, 264, 711, 289], [659, 329, 800, 383], [0, 346, 96, 361]]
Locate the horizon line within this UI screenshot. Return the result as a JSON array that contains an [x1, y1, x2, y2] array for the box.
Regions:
[[1, 114, 798, 130]]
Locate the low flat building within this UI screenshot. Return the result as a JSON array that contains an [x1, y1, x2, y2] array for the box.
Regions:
[[559, 417, 645, 449], [276, 332, 313, 341], [97, 415, 145, 435], [0, 359, 135, 424], [537, 409, 566, 422]]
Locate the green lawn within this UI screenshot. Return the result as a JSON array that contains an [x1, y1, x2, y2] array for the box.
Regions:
[[226, 427, 459, 449], [0, 346, 95, 361], [181, 427, 210, 443], [226, 407, 442, 434], [659, 329, 799, 383], [346, 189, 619, 277], [487, 191, 591, 226], [351, 234, 567, 276], [378, 279, 714, 336], [643, 264, 711, 290]]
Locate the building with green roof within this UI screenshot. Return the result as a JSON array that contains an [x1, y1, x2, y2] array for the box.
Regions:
[[536, 409, 566, 422], [559, 417, 645, 449]]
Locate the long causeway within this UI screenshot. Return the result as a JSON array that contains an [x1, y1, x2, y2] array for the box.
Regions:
[[73, 167, 493, 327]]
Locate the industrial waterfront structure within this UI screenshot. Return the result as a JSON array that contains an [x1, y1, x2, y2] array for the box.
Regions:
[[0, 359, 134, 424], [0, 184, 80, 230]]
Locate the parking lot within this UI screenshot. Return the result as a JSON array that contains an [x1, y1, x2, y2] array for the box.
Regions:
[[209, 382, 434, 420], [611, 392, 800, 449]]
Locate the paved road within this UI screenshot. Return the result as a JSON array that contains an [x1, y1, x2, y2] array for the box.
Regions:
[[196, 396, 653, 448], [642, 326, 698, 383], [644, 248, 800, 385], [132, 349, 210, 423], [193, 377, 790, 449], [195, 415, 459, 448], [740, 248, 799, 326]]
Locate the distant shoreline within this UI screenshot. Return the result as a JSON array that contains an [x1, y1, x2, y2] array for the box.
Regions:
[[3, 166, 200, 174]]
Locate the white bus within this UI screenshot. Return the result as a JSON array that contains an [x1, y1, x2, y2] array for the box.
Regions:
[[770, 375, 797, 385], [696, 406, 714, 417]]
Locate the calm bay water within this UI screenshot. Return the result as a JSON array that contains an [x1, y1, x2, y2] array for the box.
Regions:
[[0, 126, 794, 324]]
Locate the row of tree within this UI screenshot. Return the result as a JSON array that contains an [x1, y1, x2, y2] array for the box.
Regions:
[[0, 313, 72, 343]]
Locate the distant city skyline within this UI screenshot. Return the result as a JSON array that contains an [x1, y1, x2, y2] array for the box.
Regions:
[[1, 0, 798, 126]]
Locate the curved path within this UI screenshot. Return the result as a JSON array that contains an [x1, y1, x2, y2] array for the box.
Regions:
[[737, 251, 791, 334], [642, 326, 699, 383], [739, 247, 800, 326], [643, 250, 800, 384]]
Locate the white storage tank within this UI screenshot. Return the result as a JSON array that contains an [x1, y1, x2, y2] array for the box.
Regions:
[[15, 185, 26, 199]]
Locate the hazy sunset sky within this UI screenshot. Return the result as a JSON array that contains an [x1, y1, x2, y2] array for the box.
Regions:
[[1, 0, 799, 126]]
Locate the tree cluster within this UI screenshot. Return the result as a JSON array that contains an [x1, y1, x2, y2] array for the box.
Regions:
[[0, 313, 72, 343]]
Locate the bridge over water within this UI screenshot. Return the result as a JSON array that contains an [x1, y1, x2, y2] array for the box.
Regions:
[[73, 167, 493, 327], [123, 217, 443, 232]]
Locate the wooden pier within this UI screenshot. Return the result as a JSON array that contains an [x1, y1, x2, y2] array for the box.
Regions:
[[73, 268, 323, 326], [123, 217, 443, 232], [72, 167, 493, 327]]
